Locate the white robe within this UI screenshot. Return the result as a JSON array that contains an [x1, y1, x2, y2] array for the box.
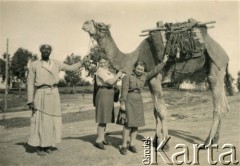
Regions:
[[27, 59, 81, 147]]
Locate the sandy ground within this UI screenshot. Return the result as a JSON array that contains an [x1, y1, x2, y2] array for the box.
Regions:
[[0, 93, 239, 166]]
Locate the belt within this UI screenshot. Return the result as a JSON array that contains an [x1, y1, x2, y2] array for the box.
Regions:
[[36, 84, 58, 89], [128, 89, 141, 94], [99, 86, 114, 90]]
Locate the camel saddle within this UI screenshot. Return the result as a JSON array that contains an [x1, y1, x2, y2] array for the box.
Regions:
[[149, 20, 229, 83]]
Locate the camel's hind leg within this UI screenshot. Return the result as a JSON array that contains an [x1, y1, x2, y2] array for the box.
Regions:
[[149, 74, 169, 144], [206, 62, 229, 145]]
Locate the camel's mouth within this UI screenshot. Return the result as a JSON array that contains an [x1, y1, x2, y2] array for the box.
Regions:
[[82, 25, 96, 36], [82, 25, 90, 32]]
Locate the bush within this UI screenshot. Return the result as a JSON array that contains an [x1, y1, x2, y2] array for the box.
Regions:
[[78, 80, 91, 86], [58, 79, 68, 87]]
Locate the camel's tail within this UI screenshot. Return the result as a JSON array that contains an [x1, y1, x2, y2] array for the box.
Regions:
[[225, 63, 234, 96]]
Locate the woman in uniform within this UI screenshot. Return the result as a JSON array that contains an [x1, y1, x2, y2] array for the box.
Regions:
[[119, 55, 168, 155]]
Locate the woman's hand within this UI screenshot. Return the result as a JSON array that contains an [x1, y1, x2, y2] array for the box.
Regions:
[[116, 70, 125, 79]]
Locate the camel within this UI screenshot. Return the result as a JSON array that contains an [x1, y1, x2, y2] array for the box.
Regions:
[[82, 19, 231, 146]]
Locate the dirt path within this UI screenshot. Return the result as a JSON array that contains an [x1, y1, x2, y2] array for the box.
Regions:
[[0, 94, 239, 166]]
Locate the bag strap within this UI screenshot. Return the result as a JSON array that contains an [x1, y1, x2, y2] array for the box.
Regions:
[[93, 74, 99, 106]]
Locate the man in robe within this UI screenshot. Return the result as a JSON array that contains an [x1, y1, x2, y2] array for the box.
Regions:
[[27, 44, 89, 156]]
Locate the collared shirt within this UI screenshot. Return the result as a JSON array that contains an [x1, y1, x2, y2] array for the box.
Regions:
[[96, 67, 115, 86], [121, 62, 165, 101]]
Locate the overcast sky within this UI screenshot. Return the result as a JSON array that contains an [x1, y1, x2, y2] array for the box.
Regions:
[[0, 0, 239, 78]]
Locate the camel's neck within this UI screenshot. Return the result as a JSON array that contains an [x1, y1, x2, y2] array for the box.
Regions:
[[97, 34, 121, 60], [96, 34, 137, 72], [95, 33, 145, 73]]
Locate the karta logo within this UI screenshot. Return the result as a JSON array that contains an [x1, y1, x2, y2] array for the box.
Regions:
[[142, 137, 239, 165]]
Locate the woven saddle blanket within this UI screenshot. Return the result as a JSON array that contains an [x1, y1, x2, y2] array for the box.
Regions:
[[149, 20, 228, 74]]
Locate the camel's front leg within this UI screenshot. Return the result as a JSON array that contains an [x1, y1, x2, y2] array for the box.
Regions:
[[206, 63, 230, 145], [149, 74, 169, 143]]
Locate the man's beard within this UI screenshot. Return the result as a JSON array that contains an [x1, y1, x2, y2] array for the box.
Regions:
[[41, 54, 50, 61]]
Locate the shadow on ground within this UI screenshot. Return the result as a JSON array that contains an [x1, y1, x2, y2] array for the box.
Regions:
[[0, 117, 30, 128], [0, 110, 96, 128], [15, 142, 36, 154], [62, 128, 204, 150], [15, 142, 58, 154]]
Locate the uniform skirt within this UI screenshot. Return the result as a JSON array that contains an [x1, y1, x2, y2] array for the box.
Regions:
[[126, 93, 145, 127], [28, 87, 62, 147], [95, 88, 115, 123]]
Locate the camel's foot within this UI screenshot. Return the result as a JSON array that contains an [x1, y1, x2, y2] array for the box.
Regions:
[[204, 134, 219, 147], [153, 136, 170, 152], [161, 143, 170, 152]]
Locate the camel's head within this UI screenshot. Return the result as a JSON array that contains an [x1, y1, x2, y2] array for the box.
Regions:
[[82, 20, 111, 40]]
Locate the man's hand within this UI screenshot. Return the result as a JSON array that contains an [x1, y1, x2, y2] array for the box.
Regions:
[[28, 102, 35, 111], [81, 55, 91, 68], [82, 55, 91, 63]]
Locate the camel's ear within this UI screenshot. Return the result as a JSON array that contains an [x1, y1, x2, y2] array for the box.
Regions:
[[97, 22, 109, 29], [107, 24, 111, 29]]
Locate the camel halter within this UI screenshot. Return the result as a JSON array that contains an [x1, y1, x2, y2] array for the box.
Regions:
[[89, 20, 110, 41]]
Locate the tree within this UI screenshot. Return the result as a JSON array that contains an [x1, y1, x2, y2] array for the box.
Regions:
[[11, 48, 37, 91], [88, 46, 105, 65], [0, 53, 10, 84], [64, 53, 82, 93], [224, 72, 234, 96], [0, 58, 6, 82], [237, 71, 240, 92]]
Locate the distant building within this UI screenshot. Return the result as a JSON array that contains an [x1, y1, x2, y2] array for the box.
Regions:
[[179, 81, 208, 91]]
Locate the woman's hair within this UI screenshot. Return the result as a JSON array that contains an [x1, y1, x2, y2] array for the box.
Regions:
[[134, 60, 147, 72]]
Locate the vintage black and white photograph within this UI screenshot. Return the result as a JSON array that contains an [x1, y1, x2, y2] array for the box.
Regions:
[[0, 0, 239, 165]]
